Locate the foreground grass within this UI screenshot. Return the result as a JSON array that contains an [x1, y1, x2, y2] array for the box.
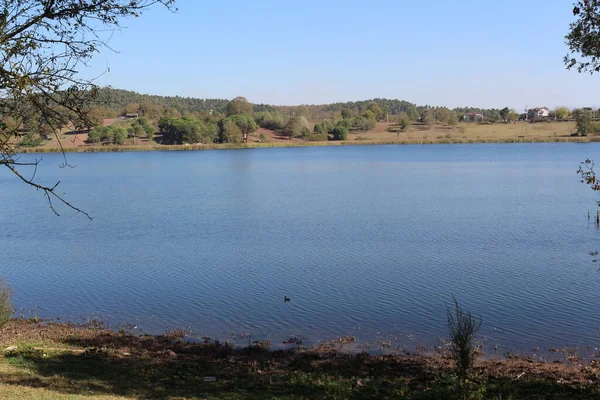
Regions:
[[0, 320, 599, 399]]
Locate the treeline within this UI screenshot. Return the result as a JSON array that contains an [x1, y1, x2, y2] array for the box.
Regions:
[[89, 87, 510, 123]]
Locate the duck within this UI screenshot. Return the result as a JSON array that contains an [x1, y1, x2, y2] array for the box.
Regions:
[[284, 296, 291, 302]]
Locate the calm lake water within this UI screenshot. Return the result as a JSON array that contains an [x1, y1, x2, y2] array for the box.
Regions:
[[2, 143, 600, 354]]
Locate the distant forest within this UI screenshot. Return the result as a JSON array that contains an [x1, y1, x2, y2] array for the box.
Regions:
[[93, 87, 500, 121]]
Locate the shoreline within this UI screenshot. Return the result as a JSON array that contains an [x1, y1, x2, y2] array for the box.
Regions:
[[0, 319, 599, 398], [19, 136, 599, 155]]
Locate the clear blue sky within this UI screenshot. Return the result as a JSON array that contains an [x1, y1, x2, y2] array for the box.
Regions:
[[83, 0, 600, 110]]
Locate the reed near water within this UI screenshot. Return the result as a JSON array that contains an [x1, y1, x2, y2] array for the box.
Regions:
[[18, 135, 597, 155]]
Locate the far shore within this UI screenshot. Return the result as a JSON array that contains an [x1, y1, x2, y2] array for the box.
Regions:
[[18, 135, 599, 155], [16, 120, 596, 155]]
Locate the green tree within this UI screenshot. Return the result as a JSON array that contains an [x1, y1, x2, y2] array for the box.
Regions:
[[226, 97, 253, 116], [422, 110, 435, 128], [407, 105, 420, 121], [447, 111, 459, 126], [353, 115, 376, 131], [435, 107, 451, 124], [565, 1, 600, 73], [336, 118, 353, 130], [282, 117, 303, 139], [134, 124, 145, 137], [500, 107, 510, 122], [87, 129, 101, 144], [397, 112, 411, 136], [230, 115, 258, 135], [331, 126, 348, 141], [508, 110, 519, 122], [145, 125, 154, 140], [363, 110, 376, 121], [114, 129, 126, 145], [576, 111, 593, 136], [220, 119, 243, 143], [341, 108, 354, 119], [366, 102, 385, 121], [555, 107, 571, 120]]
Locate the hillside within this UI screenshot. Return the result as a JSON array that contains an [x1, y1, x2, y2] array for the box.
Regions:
[[93, 87, 501, 121]]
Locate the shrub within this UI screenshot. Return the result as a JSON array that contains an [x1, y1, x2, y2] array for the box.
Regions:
[[18, 133, 43, 147], [258, 132, 270, 142], [331, 126, 348, 141], [0, 278, 13, 327], [447, 296, 482, 383]]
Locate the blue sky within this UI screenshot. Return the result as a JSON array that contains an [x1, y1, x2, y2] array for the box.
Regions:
[[83, 0, 599, 110]]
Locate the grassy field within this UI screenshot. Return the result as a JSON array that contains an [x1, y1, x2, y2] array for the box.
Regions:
[[0, 320, 599, 399], [22, 121, 588, 155]]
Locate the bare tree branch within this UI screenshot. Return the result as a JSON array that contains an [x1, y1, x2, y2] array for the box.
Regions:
[[0, 0, 177, 217]]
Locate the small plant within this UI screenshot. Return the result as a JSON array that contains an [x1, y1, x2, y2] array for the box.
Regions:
[[258, 132, 270, 142], [0, 278, 13, 326], [447, 296, 482, 397]]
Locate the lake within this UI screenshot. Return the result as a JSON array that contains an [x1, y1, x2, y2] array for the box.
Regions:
[[1, 143, 600, 354]]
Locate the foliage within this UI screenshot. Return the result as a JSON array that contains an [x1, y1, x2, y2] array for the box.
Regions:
[[352, 115, 375, 131], [366, 102, 386, 121], [499, 107, 510, 122], [229, 115, 258, 135], [18, 133, 44, 148], [447, 111, 459, 126], [565, 1, 600, 73], [159, 117, 218, 144], [397, 113, 411, 136], [258, 132, 270, 142], [282, 117, 304, 138], [114, 129, 126, 145], [363, 110, 376, 121], [576, 111, 594, 136], [219, 119, 243, 143], [507, 110, 520, 122], [422, 110, 435, 127], [555, 107, 571, 120], [226, 97, 254, 116], [577, 159, 600, 198], [336, 118, 353, 130], [87, 130, 101, 144], [331, 126, 348, 141], [341, 108, 353, 119], [254, 111, 284, 130], [0, 278, 12, 327], [86, 126, 130, 145], [447, 296, 482, 382]]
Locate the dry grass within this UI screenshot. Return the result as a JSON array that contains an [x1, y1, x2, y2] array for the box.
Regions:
[[347, 121, 577, 142]]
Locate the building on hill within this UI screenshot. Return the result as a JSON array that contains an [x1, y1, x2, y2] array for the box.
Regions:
[[124, 113, 139, 119], [463, 112, 483, 122], [527, 107, 549, 120]]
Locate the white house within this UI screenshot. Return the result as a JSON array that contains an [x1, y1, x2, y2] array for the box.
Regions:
[[527, 107, 550, 120]]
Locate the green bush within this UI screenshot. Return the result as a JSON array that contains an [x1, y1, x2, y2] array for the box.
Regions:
[[331, 126, 348, 141], [18, 133, 43, 147]]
